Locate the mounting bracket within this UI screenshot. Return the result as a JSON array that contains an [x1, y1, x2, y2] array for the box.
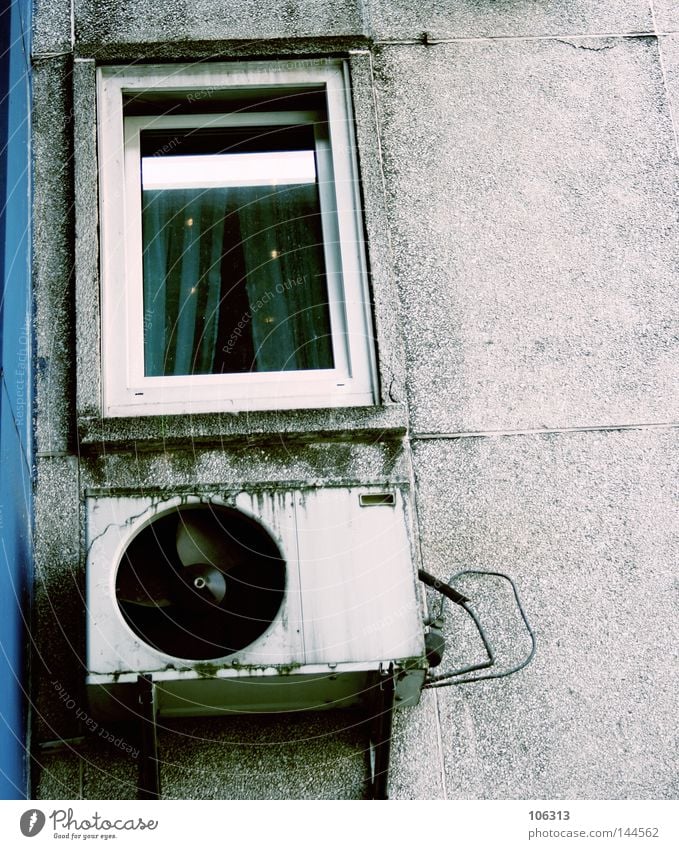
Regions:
[[367, 664, 395, 800], [137, 673, 161, 799]]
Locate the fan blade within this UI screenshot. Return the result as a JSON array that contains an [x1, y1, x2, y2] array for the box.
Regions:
[[175, 563, 228, 610], [116, 557, 173, 607], [176, 511, 241, 571]]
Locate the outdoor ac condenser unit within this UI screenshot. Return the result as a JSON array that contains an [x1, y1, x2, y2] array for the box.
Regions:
[[85, 486, 427, 719]]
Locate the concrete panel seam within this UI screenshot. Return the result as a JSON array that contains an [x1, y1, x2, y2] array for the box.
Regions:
[[413, 422, 679, 440], [650, 1, 679, 162], [403, 430, 448, 796], [433, 688, 448, 799], [374, 30, 679, 46]]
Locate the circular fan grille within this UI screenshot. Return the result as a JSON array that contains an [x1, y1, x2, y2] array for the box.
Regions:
[[115, 504, 286, 660]]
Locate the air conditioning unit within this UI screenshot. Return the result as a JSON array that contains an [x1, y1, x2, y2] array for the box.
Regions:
[[85, 486, 427, 719]]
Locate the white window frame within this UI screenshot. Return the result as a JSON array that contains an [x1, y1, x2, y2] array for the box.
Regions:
[[97, 61, 377, 417]]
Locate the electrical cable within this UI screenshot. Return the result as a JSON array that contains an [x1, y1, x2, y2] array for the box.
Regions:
[[426, 599, 495, 682], [418, 569, 470, 605], [419, 568, 495, 680], [419, 569, 536, 688]]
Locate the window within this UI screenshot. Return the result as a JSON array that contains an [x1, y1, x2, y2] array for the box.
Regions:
[[97, 61, 377, 417]]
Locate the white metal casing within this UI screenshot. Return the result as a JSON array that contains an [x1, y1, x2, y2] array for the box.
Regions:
[[85, 486, 427, 717]]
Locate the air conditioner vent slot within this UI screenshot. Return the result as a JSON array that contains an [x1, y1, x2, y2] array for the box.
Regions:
[[359, 492, 395, 507]]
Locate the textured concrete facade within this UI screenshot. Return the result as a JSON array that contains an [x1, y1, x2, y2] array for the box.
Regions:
[[31, 1, 678, 800]]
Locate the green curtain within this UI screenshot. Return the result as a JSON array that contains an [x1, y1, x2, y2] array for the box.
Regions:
[[141, 183, 334, 376]]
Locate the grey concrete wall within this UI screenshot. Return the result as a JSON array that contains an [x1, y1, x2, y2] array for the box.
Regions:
[[374, 36, 679, 433], [412, 431, 678, 798], [31, 1, 678, 800], [74, 0, 365, 47]]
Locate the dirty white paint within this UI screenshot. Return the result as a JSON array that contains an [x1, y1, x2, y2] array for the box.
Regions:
[[85, 487, 426, 716]]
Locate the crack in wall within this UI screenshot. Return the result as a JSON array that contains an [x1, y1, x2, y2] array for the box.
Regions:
[[556, 39, 617, 52]]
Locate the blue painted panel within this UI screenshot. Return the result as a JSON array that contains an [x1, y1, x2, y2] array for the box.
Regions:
[[0, 0, 33, 800]]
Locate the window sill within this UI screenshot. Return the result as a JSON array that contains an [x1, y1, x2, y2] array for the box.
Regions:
[[77, 403, 408, 450]]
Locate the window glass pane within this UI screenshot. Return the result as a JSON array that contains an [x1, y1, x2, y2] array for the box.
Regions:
[[140, 126, 335, 377]]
